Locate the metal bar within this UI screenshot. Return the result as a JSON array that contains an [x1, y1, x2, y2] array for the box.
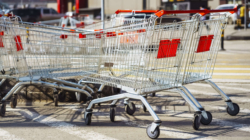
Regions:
[[1, 81, 92, 101]]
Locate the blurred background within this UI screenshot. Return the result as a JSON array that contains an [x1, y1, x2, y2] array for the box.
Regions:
[[0, 0, 249, 27]]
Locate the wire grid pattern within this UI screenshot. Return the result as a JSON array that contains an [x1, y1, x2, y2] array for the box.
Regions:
[[182, 16, 227, 84]]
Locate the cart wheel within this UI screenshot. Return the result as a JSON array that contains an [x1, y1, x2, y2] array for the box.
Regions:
[[146, 124, 160, 139], [192, 114, 201, 130], [54, 94, 58, 107], [200, 111, 212, 125], [143, 104, 147, 112], [151, 92, 156, 97], [10, 95, 17, 108], [85, 113, 92, 125], [125, 102, 136, 115], [110, 108, 115, 122], [0, 103, 6, 117], [227, 103, 240, 116]]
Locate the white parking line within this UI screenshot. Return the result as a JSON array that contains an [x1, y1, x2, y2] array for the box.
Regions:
[[16, 109, 117, 140], [119, 116, 211, 140], [0, 128, 23, 140], [192, 83, 250, 92]]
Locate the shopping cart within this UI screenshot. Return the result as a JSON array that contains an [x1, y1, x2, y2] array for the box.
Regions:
[[177, 8, 240, 117], [0, 14, 96, 115], [70, 10, 217, 139], [152, 8, 239, 128]]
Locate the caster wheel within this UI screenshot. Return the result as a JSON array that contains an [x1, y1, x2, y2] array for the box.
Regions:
[[125, 102, 136, 116], [146, 124, 160, 139], [143, 104, 147, 112], [54, 94, 58, 107], [192, 114, 201, 130], [110, 108, 115, 122], [227, 103, 240, 116], [151, 92, 156, 97], [0, 103, 6, 117], [85, 113, 92, 125], [200, 111, 212, 125], [10, 95, 17, 108]]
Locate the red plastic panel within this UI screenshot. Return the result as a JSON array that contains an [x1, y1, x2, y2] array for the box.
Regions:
[[106, 32, 116, 37], [0, 31, 4, 47], [76, 22, 84, 28], [14, 35, 23, 51], [196, 35, 214, 53], [157, 39, 180, 59], [137, 29, 146, 33], [60, 34, 68, 39], [79, 33, 86, 38], [94, 29, 103, 39]]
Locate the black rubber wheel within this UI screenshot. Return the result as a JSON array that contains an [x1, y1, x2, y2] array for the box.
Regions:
[[125, 102, 136, 115], [110, 108, 115, 122], [200, 111, 213, 125], [146, 124, 160, 139], [54, 94, 58, 107], [0, 103, 6, 117], [143, 104, 147, 112], [10, 95, 17, 108], [227, 103, 240, 116], [85, 113, 92, 125], [151, 93, 156, 97], [192, 114, 201, 130]]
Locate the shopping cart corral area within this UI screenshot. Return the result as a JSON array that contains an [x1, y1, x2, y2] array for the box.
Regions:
[[0, 8, 250, 139]]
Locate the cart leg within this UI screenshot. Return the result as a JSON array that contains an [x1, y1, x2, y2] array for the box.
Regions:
[[142, 95, 147, 112], [179, 86, 213, 125], [179, 86, 208, 120], [110, 99, 119, 106], [176, 88, 202, 130], [84, 93, 161, 138], [204, 80, 240, 116], [0, 79, 6, 87]]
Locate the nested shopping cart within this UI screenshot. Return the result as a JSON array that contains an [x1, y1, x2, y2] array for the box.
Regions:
[[75, 8, 237, 138], [0, 14, 97, 115], [71, 10, 212, 139], [117, 8, 240, 129], [154, 8, 240, 120]]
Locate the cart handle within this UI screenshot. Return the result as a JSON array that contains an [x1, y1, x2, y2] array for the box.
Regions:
[[155, 7, 237, 17], [115, 10, 159, 14]]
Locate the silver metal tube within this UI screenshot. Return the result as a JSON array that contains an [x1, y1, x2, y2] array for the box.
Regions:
[[2, 81, 91, 101], [98, 84, 105, 92], [101, 0, 105, 29], [87, 93, 161, 121], [13, 86, 24, 95], [0, 75, 17, 80], [0, 79, 6, 86], [204, 80, 231, 101], [111, 99, 119, 105], [176, 88, 201, 112], [44, 78, 94, 94], [179, 86, 203, 108]]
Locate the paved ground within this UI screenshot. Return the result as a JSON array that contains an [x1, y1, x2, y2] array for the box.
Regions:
[[0, 25, 250, 140]]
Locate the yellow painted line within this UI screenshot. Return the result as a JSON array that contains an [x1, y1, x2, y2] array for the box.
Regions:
[[212, 75, 250, 79], [214, 65, 250, 68], [213, 70, 250, 73]]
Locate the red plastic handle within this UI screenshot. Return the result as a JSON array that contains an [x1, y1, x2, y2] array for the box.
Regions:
[[155, 7, 237, 17], [115, 10, 159, 14]]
